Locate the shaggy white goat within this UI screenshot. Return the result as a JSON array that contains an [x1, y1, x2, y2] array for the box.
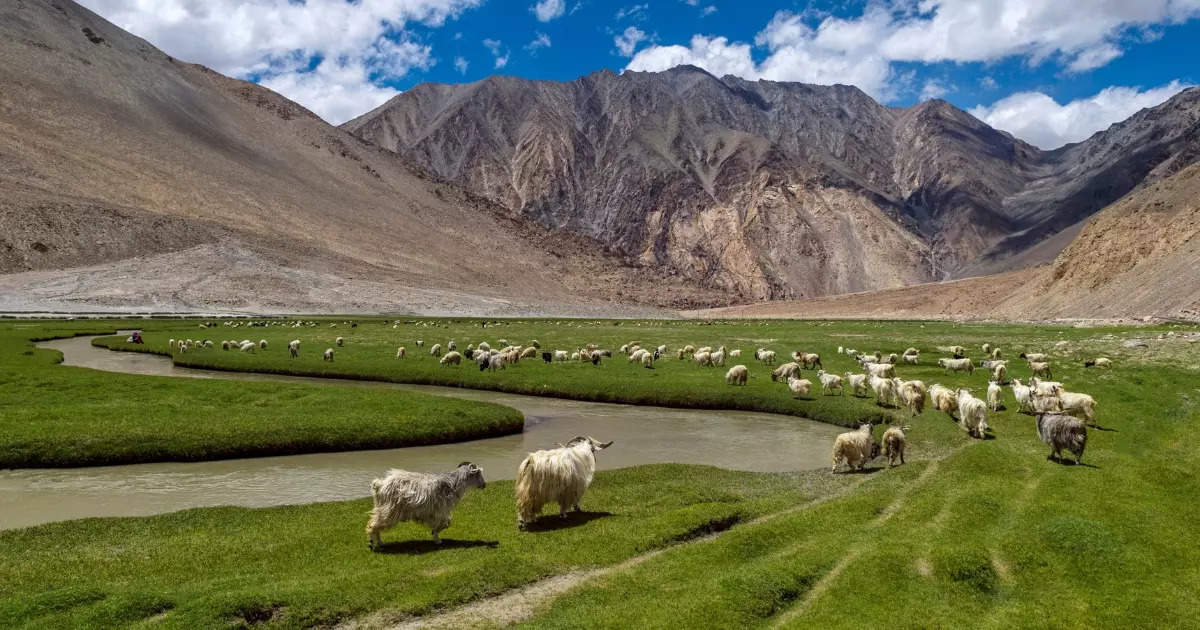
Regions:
[[938, 358, 973, 374], [817, 370, 844, 396], [866, 362, 897, 378], [882, 425, 909, 467], [832, 424, 879, 472], [395, 346, 406, 359], [515, 436, 612, 528], [725, 364, 748, 385], [336, 336, 345, 347], [787, 377, 812, 399], [239, 341, 255, 353], [440, 351, 462, 366], [430, 343, 443, 358], [288, 339, 300, 358], [870, 374, 898, 408], [844, 372, 869, 397], [366, 462, 486, 548], [956, 389, 989, 438], [323, 348, 334, 361], [1011, 378, 1033, 413], [987, 380, 1002, 412], [771, 362, 802, 382]]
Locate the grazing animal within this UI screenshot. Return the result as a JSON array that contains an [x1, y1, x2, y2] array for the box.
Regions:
[[929, 384, 957, 417], [366, 463, 487, 549], [956, 389, 989, 438], [771, 362, 802, 382], [1029, 361, 1053, 379], [729, 349, 742, 358], [725, 364, 748, 385], [938, 357, 973, 374], [221, 340, 231, 351], [395, 346, 406, 359], [1084, 357, 1112, 368], [882, 425, 909, 467], [817, 370, 844, 396], [1036, 413, 1087, 464], [288, 339, 300, 358], [694, 351, 714, 367], [515, 437, 612, 529], [987, 380, 1003, 411], [259, 339, 268, 350], [869, 375, 898, 408], [832, 424, 880, 472], [787, 376, 812, 399], [949, 345, 967, 358], [641, 351, 655, 369], [894, 379, 926, 416], [1019, 352, 1047, 362], [542, 352, 552, 364], [992, 363, 1008, 385], [440, 351, 462, 366], [793, 352, 822, 369], [554, 350, 569, 362], [1011, 378, 1034, 413], [866, 362, 896, 378], [430, 343, 443, 358], [238, 341, 255, 353], [336, 336, 344, 347], [755, 348, 777, 365], [845, 372, 869, 397], [323, 348, 334, 361]]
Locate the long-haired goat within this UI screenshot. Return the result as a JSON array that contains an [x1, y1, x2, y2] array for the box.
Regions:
[[516, 436, 612, 529], [1036, 413, 1087, 464], [883, 425, 909, 466], [832, 424, 879, 472], [366, 462, 486, 549]]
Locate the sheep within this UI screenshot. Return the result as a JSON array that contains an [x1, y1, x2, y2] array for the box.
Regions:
[[682, 344, 696, 355], [1029, 361, 1053, 379], [221, 340, 231, 351], [676, 348, 686, 360], [866, 362, 896, 378], [641, 351, 655, 369], [336, 336, 345, 347], [838, 346, 844, 354], [554, 350, 569, 362], [929, 384, 957, 417], [987, 380, 1003, 411], [440, 351, 462, 367], [475, 341, 487, 352], [1038, 389, 1098, 425], [168, 338, 176, 349], [956, 389, 989, 438], [845, 372, 869, 397], [1084, 357, 1112, 368], [869, 375, 898, 408], [1019, 352, 1046, 362], [515, 436, 612, 529], [203, 340, 213, 348], [844, 348, 858, 356], [903, 347, 919, 357], [542, 352, 553, 364], [817, 370, 844, 396], [178, 343, 188, 354], [831, 424, 879, 472], [520, 347, 538, 359], [657, 344, 668, 355], [725, 364, 748, 385], [628, 348, 648, 363], [395, 346, 406, 359], [571, 352, 581, 362], [259, 339, 268, 350], [882, 425, 909, 467], [902, 353, 920, 365], [366, 462, 487, 549], [729, 348, 742, 358], [1011, 378, 1034, 413], [949, 345, 967, 358], [755, 349, 777, 365], [771, 362, 802, 382], [1035, 413, 1087, 464], [711, 347, 727, 367], [323, 348, 334, 361], [694, 351, 714, 367], [991, 363, 1008, 385], [787, 376, 812, 399], [982, 343, 991, 355], [991, 347, 1002, 360], [938, 358, 974, 374], [696, 346, 712, 355], [239, 341, 255, 353], [287, 339, 300, 358], [448, 340, 457, 351], [792, 352, 822, 369], [430, 343, 443, 358]]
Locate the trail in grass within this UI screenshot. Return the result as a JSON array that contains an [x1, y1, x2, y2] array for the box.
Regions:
[[349, 475, 879, 630]]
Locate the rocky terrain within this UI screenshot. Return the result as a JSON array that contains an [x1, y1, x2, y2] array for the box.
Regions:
[[0, 0, 708, 315], [345, 68, 1200, 302]]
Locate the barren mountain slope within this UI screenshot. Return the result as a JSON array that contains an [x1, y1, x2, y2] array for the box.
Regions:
[[0, 0, 701, 314], [687, 163, 1200, 321], [347, 68, 1200, 301]]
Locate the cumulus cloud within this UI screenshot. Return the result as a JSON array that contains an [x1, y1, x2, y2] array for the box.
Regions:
[[626, 1, 1200, 102], [79, 0, 482, 123], [969, 81, 1193, 149], [614, 26, 648, 57], [454, 56, 469, 74], [979, 76, 999, 90], [531, 0, 565, 22]]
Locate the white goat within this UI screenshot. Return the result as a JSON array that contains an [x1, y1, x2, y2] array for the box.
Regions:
[[515, 437, 612, 529], [366, 462, 486, 548], [832, 424, 879, 472]]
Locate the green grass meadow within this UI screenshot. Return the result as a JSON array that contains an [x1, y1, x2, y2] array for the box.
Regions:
[[2, 316, 1198, 628]]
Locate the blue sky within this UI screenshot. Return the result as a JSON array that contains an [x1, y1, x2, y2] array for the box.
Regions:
[[83, 0, 1200, 149]]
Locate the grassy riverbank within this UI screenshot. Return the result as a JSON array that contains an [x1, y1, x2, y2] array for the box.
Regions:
[[0, 323, 523, 467]]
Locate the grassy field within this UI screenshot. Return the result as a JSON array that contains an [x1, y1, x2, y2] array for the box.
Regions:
[[0, 322, 523, 467], [4, 317, 1199, 628], [93, 317, 1177, 430]]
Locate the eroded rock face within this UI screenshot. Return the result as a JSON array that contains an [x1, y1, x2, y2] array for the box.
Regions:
[[345, 66, 1200, 300]]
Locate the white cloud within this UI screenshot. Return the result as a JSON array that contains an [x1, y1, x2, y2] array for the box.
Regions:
[[525, 32, 552, 54], [616, 4, 648, 20], [531, 0, 565, 22], [979, 76, 999, 90], [920, 80, 950, 101], [701, 6, 717, 17], [454, 56, 469, 74], [614, 26, 648, 57], [969, 80, 1193, 149], [626, 1, 1200, 102], [483, 38, 509, 68], [79, 0, 482, 123]]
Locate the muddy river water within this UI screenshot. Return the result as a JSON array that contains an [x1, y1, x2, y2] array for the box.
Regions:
[[0, 336, 840, 529]]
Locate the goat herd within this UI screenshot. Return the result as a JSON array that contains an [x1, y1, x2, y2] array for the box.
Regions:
[[158, 326, 1105, 549]]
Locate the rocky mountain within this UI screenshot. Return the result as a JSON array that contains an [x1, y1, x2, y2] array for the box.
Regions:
[[0, 0, 704, 315], [345, 67, 1200, 301]]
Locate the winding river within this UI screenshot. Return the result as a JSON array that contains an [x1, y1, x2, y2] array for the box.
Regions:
[[0, 336, 840, 529]]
